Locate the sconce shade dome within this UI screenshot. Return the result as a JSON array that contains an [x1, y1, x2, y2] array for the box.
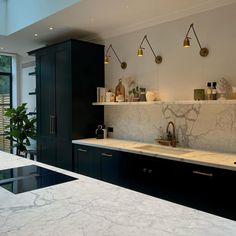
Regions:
[[137, 47, 143, 56], [183, 37, 190, 47], [104, 55, 109, 64]]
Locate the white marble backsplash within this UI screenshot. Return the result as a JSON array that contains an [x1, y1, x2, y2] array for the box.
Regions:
[[105, 104, 236, 153]]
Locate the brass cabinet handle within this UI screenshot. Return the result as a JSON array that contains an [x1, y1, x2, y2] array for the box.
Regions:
[[49, 116, 52, 134], [77, 148, 87, 153], [49, 115, 56, 134], [192, 170, 213, 177], [101, 153, 112, 157]]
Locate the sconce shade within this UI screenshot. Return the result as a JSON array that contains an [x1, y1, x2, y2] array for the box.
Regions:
[[183, 37, 190, 47], [137, 47, 143, 56], [104, 55, 109, 64]]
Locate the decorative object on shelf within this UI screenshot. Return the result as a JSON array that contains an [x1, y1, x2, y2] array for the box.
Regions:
[[206, 82, 212, 100], [146, 91, 157, 102], [105, 90, 115, 102], [4, 103, 36, 156], [212, 82, 217, 100], [139, 87, 146, 101], [194, 89, 205, 100], [104, 44, 127, 69], [97, 87, 106, 102], [128, 84, 140, 102], [137, 35, 162, 64], [183, 23, 209, 57], [217, 78, 232, 100], [115, 79, 125, 102], [231, 86, 236, 99]]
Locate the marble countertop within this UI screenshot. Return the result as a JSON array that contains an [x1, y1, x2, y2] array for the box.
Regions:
[[0, 151, 236, 236], [72, 138, 236, 171]]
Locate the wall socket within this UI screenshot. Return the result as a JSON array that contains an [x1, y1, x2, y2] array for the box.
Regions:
[[108, 127, 113, 132]]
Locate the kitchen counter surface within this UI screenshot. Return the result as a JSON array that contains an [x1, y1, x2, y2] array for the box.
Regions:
[[0, 151, 236, 236], [72, 138, 236, 171]]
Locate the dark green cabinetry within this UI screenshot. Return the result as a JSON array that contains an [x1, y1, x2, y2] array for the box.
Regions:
[[28, 40, 104, 170], [73, 143, 236, 221], [74, 144, 100, 179], [100, 148, 128, 187]]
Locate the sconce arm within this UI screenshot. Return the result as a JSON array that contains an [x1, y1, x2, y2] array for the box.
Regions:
[[186, 23, 203, 50], [105, 44, 123, 65], [140, 35, 158, 59]]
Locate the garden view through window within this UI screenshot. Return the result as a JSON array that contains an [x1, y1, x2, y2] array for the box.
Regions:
[[0, 55, 12, 152]]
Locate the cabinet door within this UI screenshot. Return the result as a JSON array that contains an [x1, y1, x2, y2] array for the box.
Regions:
[[100, 149, 128, 187], [74, 145, 100, 179], [37, 52, 56, 166], [55, 47, 72, 170], [126, 154, 173, 197]]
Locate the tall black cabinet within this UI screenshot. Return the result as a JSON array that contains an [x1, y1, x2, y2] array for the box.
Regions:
[[28, 40, 104, 170]]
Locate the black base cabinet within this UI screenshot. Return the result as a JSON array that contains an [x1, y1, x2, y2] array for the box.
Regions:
[[73, 144, 236, 221]]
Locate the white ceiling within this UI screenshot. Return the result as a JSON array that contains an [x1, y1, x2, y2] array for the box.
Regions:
[[0, 0, 236, 58]]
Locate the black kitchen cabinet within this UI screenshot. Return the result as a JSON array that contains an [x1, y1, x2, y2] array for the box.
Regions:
[[100, 148, 128, 187], [28, 40, 104, 170], [74, 144, 100, 179], [73, 144, 129, 186]]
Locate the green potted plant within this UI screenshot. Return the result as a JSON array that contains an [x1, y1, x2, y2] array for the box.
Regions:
[[4, 103, 36, 156]]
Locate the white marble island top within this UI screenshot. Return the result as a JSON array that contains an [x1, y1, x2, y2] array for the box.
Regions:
[[72, 138, 236, 171], [0, 151, 236, 236]]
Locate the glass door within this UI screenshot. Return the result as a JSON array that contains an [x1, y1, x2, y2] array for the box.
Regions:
[[0, 55, 12, 152]]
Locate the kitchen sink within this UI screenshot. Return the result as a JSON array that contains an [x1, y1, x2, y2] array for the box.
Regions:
[[134, 145, 192, 155]]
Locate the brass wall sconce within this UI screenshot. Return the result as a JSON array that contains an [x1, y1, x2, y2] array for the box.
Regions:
[[183, 23, 209, 57], [137, 35, 162, 64], [104, 44, 127, 69]]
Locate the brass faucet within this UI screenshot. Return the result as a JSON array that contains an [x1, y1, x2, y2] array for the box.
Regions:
[[166, 121, 177, 147]]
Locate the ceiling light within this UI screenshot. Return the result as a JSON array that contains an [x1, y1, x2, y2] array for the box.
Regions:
[[0, 47, 4, 50], [183, 23, 209, 57], [49, 27, 54, 30], [104, 44, 127, 70], [34, 33, 38, 37], [137, 35, 163, 64]]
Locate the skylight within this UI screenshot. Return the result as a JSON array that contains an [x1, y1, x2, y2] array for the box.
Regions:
[[0, 0, 80, 36]]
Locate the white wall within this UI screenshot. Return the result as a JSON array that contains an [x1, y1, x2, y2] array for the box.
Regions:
[[20, 62, 36, 150], [105, 4, 236, 100], [6, 0, 81, 35], [104, 4, 236, 153]]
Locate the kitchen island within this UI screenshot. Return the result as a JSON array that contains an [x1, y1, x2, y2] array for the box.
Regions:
[[0, 150, 236, 236]]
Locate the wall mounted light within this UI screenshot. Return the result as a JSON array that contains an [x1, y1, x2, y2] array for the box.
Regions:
[[104, 44, 127, 69], [137, 35, 162, 64], [183, 23, 209, 57]]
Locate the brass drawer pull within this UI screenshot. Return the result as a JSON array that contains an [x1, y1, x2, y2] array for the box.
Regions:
[[101, 153, 112, 157], [78, 148, 87, 153], [193, 170, 213, 177]]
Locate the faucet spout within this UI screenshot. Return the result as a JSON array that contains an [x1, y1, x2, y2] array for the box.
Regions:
[[166, 121, 176, 147]]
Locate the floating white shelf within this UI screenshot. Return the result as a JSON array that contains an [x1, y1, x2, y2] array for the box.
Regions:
[[92, 100, 236, 106]]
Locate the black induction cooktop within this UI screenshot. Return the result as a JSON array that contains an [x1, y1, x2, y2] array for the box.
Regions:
[[0, 165, 77, 194]]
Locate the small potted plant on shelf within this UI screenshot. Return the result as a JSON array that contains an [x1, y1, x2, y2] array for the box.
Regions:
[[4, 103, 36, 156]]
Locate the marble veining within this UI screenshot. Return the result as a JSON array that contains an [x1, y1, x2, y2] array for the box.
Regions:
[[105, 104, 236, 153], [1, 151, 236, 236]]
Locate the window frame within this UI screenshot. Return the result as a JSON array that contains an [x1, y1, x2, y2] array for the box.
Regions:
[[0, 55, 13, 152]]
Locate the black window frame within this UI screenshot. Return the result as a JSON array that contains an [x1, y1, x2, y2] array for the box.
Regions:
[[0, 55, 13, 152]]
